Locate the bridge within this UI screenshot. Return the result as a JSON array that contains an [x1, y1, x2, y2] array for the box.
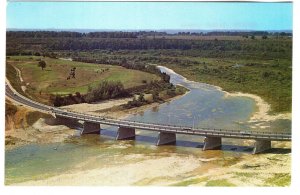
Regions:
[[5, 80, 291, 154]]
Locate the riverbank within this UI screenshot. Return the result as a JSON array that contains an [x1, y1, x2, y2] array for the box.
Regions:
[[161, 56, 291, 115], [159, 66, 291, 125]]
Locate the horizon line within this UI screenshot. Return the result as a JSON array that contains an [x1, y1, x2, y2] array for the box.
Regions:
[[6, 28, 293, 32]]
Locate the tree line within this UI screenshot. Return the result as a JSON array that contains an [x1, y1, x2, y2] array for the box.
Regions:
[[7, 30, 291, 39], [7, 37, 292, 56]]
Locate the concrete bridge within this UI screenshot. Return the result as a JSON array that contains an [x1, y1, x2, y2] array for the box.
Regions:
[[6, 81, 291, 154]]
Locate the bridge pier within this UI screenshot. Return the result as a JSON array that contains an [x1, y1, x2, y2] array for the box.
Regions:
[[156, 132, 176, 145], [253, 140, 271, 154], [116, 126, 135, 140], [203, 136, 222, 150], [81, 121, 101, 135]]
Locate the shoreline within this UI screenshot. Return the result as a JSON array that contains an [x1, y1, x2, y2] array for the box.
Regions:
[[223, 91, 291, 123], [158, 65, 291, 123]]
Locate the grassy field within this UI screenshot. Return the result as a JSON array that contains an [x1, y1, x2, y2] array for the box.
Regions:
[[6, 56, 160, 103]]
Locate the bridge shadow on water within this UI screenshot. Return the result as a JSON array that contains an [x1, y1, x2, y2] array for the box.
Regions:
[[92, 129, 290, 154]]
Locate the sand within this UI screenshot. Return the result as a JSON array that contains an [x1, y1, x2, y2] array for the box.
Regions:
[[14, 154, 202, 186], [61, 98, 133, 116]]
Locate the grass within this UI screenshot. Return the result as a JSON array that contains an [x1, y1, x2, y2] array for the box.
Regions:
[[233, 172, 258, 183], [6, 56, 160, 102], [264, 173, 290, 187], [205, 179, 236, 187]]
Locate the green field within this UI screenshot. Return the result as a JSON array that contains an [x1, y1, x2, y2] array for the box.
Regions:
[[6, 56, 160, 103]]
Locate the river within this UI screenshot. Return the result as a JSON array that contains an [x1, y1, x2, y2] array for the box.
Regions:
[[5, 66, 291, 186]]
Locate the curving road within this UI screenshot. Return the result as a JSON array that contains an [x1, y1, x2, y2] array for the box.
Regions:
[[5, 81, 291, 142]]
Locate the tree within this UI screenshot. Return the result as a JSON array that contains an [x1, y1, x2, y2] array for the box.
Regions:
[[38, 60, 46, 70], [262, 35, 268, 39], [138, 94, 145, 102]]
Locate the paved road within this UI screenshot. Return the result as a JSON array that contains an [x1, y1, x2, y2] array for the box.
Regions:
[[5, 82, 291, 141]]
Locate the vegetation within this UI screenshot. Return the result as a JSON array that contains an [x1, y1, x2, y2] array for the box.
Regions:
[[85, 80, 126, 102], [264, 173, 290, 186], [205, 179, 236, 187], [51, 79, 188, 107], [6, 56, 160, 104], [64, 48, 291, 113], [38, 60, 46, 70], [124, 82, 188, 109], [6, 63, 27, 97], [6, 31, 292, 113], [6, 55, 185, 107]]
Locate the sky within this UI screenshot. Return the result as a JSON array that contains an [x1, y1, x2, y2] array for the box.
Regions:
[[6, 1, 293, 31]]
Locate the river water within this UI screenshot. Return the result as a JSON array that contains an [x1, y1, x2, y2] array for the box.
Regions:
[[127, 66, 290, 133], [5, 66, 291, 185]]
